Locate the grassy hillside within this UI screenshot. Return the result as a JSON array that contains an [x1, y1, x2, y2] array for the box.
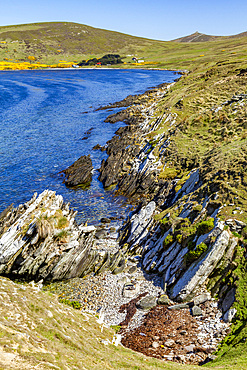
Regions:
[[0, 21, 164, 65], [0, 21, 247, 68], [0, 275, 246, 370], [0, 276, 207, 370], [137, 45, 247, 369]]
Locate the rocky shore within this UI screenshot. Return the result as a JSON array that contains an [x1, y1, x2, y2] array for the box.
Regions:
[[1, 70, 246, 366]]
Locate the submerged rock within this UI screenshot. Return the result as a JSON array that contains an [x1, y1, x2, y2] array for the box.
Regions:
[[62, 154, 93, 188]]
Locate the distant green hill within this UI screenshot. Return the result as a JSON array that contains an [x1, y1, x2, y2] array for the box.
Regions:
[[0, 21, 165, 64], [173, 30, 247, 42], [0, 22, 247, 68]]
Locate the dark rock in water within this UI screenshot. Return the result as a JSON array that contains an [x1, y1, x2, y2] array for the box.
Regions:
[[62, 154, 93, 188], [92, 144, 103, 150], [84, 127, 93, 135], [105, 110, 130, 124], [100, 217, 111, 223]]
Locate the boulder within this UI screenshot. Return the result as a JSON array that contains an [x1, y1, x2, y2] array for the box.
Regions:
[[193, 293, 211, 306], [222, 287, 236, 313], [157, 294, 170, 305], [138, 295, 157, 310], [152, 341, 160, 349], [223, 308, 237, 323], [191, 305, 202, 316], [122, 282, 140, 298], [62, 154, 93, 187], [164, 339, 175, 347], [100, 217, 111, 224], [184, 344, 195, 353], [168, 303, 190, 310]]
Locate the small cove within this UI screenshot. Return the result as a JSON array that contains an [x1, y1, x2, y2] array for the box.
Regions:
[[0, 69, 177, 224]]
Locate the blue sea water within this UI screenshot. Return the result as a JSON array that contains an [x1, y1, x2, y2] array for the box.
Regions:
[[0, 69, 176, 224]]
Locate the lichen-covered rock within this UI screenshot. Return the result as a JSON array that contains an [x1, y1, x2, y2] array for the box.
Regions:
[[138, 295, 157, 310], [157, 294, 170, 305], [191, 305, 202, 316]]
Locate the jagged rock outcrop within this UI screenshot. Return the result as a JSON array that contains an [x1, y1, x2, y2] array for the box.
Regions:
[[98, 82, 247, 316], [62, 154, 93, 187], [99, 84, 176, 202], [0, 190, 125, 281], [118, 168, 239, 303], [170, 233, 237, 301]]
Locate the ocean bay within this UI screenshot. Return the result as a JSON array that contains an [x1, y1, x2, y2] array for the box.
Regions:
[[0, 68, 176, 224]]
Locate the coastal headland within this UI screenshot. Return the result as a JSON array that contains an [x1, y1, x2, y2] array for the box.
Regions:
[[0, 23, 247, 369]]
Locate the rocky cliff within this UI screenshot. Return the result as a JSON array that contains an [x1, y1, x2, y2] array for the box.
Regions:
[[96, 63, 247, 323]]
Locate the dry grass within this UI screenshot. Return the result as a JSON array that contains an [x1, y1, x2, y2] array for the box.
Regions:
[[0, 276, 209, 370]]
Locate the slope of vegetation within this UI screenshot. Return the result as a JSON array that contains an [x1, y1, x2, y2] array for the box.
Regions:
[[0, 276, 208, 370], [0, 275, 247, 370], [0, 21, 247, 69]]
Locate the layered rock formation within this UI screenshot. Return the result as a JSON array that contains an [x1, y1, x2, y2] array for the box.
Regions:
[[0, 190, 125, 281], [119, 197, 239, 312], [96, 73, 247, 325], [99, 83, 175, 202]]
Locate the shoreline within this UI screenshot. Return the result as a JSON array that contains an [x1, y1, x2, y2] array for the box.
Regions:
[[0, 66, 187, 73], [0, 61, 245, 366]]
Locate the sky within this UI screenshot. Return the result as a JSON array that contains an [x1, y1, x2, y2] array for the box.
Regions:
[[0, 0, 247, 41]]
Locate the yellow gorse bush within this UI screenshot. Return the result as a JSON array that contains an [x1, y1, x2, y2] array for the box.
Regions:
[[0, 60, 75, 70]]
